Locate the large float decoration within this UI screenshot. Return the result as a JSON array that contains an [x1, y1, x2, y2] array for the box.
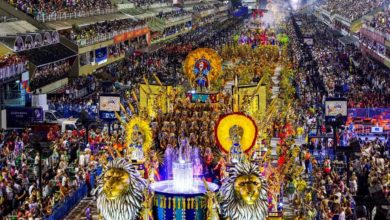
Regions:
[[215, 113, 258, 163], [183, 48, 222, 103], [95, 47, 271, 220], [125, 116, 153, 161]]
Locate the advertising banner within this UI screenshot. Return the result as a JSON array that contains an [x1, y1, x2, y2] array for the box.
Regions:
[[114, 27, 150, 44], [6, 107, 43, 128], [95, 47, 108, 65]]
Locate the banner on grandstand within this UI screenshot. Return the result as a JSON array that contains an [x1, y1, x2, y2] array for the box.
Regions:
[[361, 45, 384, 63], [95, 47, 108, 65], [99, 94, 120, 120], [114, 27, 150, 44], [13, 31, 59, 52], [360, 28, 385, 44], [5, 107, 43, 128]]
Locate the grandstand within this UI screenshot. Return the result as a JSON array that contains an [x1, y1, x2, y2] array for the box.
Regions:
[[0, 8, 17, 23], [0, 0, 229, 94]]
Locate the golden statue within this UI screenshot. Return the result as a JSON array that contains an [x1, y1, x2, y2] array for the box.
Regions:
[[203, 179, 220, 220], [102, 168, 131, 200], [219, 162, 268, 220], [234, 173, 262, 205], [95, 158, 147, 220]]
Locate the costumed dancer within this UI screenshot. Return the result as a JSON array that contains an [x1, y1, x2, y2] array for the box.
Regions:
[[229, 125, 244, 163], [130, 125, 144, 161], [163, 143, 176, 180], [323, 157, 331, 174], [204, 147, 216, 182]]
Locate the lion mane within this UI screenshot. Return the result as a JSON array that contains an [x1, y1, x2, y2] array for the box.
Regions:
[[95, 158, 146, 220], [219, 162, 268, 220]]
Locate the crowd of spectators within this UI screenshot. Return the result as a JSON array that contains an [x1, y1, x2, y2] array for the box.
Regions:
[[157, 9, 191, 20], [306, 138, 389, 220], [348, 51, 390, 108], [292, 14, 389, 108], [0, 54, 27, 81], [130, 0, 168, 8], [366, 8, 390, 34], [49, 75, 98, 102], [30, 60, 71, 91], [108, 42, 128, 58], [0, 129, 74, 218], [161, 22, 191, 38], [48, 97, 98, 119], [193, 4, 211, 13], [360, 36, 386, 55], [322, 0, 384, 21], [6, 0, 113, 19], [62, 19, 146, 46], [310, 152, 356, 220], [0, 124, 122, 219], [90, 19, 240, 88], [286, 13, 390, 220]]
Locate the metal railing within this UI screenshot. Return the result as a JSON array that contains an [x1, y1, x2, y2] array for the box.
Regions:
[[4, 90, 23, 100], [165, 14, 192, 23], [34, 8, 117, 22], [0, 63, 27, 82], [361, 23, 390, 42], [0, 16, 17, 23], [71, 24, 147, 47]]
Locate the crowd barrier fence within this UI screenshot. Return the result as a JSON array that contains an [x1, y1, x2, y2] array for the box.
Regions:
[[34, 8, 117, 22], [0, 63, 27, 82], [73, 25, 147, 47], [45, 166, 102, 220]]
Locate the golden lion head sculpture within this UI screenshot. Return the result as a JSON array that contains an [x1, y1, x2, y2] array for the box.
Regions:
[[95, 158, 147, 220], [219, 161, 268, 220]]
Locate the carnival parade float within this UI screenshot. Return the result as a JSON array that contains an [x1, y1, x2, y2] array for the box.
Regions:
[[94, 25, 303, 219]]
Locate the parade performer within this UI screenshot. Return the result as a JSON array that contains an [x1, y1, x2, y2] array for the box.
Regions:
[[204, 147, 216, 182], [229, 125, 244, 163], [129, 125, 144, 161], [323, 157, 332, 174]]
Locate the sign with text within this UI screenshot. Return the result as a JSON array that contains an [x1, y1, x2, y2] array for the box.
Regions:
[[6, 107, 43, 128]]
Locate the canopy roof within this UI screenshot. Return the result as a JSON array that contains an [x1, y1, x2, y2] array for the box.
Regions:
[[17, 43, 76, 66]]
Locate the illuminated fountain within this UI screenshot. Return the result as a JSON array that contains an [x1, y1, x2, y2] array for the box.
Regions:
[[150, 138, 219, 220], [172, 160, 193, 193]]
